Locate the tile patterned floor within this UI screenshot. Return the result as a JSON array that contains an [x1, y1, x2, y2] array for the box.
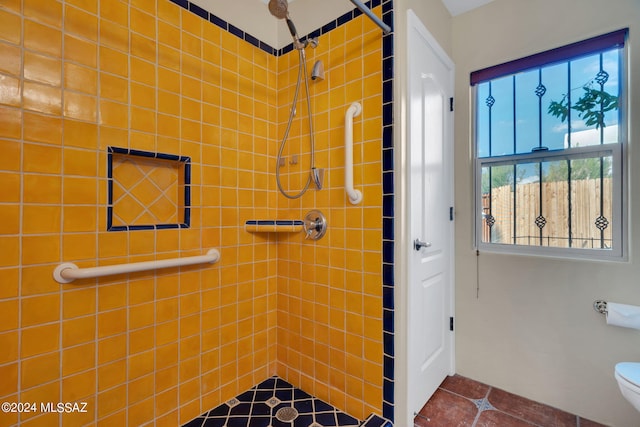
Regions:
[[182, 376, 363, 427], [414, 375, 608, 427]]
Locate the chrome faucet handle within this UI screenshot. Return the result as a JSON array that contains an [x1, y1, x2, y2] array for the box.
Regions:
[[302, 210, 327, 240]]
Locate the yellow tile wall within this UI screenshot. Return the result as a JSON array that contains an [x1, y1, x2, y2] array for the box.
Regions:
[[0, 0, 384, 424], [274, 11, 384, 420], [0, 1, 278, 425]]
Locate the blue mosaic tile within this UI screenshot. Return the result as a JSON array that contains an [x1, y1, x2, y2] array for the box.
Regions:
[[383, 10, 394, 30], [156, 223, 180, 230], [383, 332, 394, 356], [382, 34, 394, 58], [245, 32, 260, 48], [169, 0, 188, 9], [383, 103, 393, 126], [229, 23, 243, 38], [382, 241, 394, 264], [382, 194, 394, 216], [383, 80, 393, 104], [321, 20, 337, 35], [183, 207, 191, 226], [382, 401, 394, 424], [384, 352, 394, 378], [209, 13, 227, 30], [189, 2, 208, 19], [185, 184, 191, 205], [383, 57, 393, 81], [383, 126, 393, 148], [383, 218, 394, 241], [182, 376, 361, 427], [281, 43, 294, 55], [184, 163, 191, 184], [383, 308, 394, 333], [382, 285, 394, 308], [383, 171, 394, 194], [259, 41, 276, 55], [382, 264, 394, 286], [337, 12, 352, 27], [361, 414, 393, 427], [128, 225, 155, 231]]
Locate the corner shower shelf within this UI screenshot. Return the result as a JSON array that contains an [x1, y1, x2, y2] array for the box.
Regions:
[[245, 220, 304, 233]]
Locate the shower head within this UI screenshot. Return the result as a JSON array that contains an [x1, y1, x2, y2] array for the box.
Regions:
[[268, 0, 304, 49], [268, 0, 289, 20]]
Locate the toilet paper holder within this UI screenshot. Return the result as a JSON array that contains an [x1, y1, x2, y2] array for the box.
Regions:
[[594, 300, 608, 315]]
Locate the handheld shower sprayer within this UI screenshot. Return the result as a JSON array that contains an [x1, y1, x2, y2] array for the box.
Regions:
[[268, 0, 323, 199], [268, 0, 305, 49]]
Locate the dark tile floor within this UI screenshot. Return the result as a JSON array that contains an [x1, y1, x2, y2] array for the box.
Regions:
[[414, 375, 607, 427], [182, 376, 392, 427]]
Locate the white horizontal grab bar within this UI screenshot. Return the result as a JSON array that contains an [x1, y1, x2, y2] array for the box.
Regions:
[[53, 249, 221, 284], [345, 102, 363, 205]]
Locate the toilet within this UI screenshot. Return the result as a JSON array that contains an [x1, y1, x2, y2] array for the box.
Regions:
[[615, 362, 640, 412]]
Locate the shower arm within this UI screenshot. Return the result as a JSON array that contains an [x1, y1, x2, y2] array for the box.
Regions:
[[348, 0, 391, 34]]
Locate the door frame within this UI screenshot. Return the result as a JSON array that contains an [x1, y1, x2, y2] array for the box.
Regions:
[[395, 9, 456, 426]]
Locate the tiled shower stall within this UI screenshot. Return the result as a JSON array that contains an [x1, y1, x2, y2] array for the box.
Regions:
[[0, 0, 395, 425]]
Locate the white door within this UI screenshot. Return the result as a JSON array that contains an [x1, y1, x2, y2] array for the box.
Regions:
[[406, 9, 455, 417]]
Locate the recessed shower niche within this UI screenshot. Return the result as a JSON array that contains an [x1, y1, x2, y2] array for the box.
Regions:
[[107, 147, 191, 231]]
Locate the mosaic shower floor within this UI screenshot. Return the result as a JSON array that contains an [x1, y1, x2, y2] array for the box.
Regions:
[[183, 376, 386, 427]]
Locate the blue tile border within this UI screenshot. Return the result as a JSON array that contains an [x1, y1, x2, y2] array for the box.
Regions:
[[167, 0, 396, 423], [170, 0, 277, 55], [169, 0, 388, 57], [107, 146, 191, 232], [245, 220, 304, 226], [380, 0, 394, 422]]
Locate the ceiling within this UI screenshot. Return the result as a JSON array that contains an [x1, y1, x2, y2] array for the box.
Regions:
[[441, 0, 495, 16], [189, 0, 496, 48]]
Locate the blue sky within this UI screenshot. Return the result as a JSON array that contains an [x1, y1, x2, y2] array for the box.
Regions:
[[476, 48, 620, 158]]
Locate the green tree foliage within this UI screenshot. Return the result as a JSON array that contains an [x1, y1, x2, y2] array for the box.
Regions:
[[482, 165, 526, 194], [545, 157, 612, 182], [548, 78, 618, 129]]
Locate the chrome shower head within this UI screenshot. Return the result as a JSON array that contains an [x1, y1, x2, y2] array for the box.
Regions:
[[267, 0, 304, 50], [268, 0, 289, 20]]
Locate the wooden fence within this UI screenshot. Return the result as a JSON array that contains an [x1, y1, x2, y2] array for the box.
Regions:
[[482, 178, 612, 248]]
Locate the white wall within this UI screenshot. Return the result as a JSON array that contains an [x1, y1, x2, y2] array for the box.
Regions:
[[452, 0, 640, 425]]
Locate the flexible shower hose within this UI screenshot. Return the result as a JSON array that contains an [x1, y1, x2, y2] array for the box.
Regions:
[[275, 47, 316, 199]]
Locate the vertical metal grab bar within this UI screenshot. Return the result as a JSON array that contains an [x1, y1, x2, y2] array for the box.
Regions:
[[348, 0, 392, 34], [345, 102, 363, 205]]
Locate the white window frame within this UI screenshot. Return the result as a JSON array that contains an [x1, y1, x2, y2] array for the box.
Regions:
[[472, 40, 628, 261], [474, 143, 625, 261]]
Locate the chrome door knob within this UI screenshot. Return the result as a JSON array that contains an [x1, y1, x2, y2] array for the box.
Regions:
[[414, 239, 432, 251]]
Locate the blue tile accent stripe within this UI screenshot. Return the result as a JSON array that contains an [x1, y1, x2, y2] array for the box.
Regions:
[[246, 220, 304, 226], [107, 146, 191, 232], [381, 0, 395, 422], [170, 0, 277, 55], [169, 0, 387, 58]]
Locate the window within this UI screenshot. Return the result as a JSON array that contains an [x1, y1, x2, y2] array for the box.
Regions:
[[472, 29, 628, 260]]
